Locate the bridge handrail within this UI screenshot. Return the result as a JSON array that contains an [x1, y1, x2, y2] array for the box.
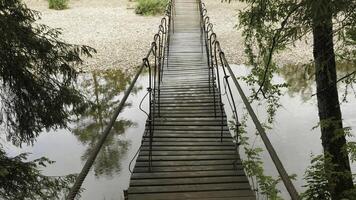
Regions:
[[197, 1, 299, 199], [65, 2, 173, 199]]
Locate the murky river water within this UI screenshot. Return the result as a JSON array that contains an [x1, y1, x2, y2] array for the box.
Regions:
[[227, 64, 356, 198], [2, 64, 355, 199]]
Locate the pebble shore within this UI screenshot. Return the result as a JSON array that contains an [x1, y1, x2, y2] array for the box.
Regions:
[[24, 0, 313, 72], [203, 0, 313, 67]]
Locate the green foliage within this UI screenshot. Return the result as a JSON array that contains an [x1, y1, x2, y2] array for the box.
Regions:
[[237, 0, 295, 122], [48, 0, 68, 10], [301, 155, 332, 200], [302, 154, 356, 200], [135, 0, 167, 16], [230, 115, 283, 199], [243, 147, 283, 199], [237, 0, 356, 120], [1, 1, 94, 199], [0, 149, 79, 200], [346, 141, 356, 163], [238, 0, 356, 197], [0, 0, 95, 146]]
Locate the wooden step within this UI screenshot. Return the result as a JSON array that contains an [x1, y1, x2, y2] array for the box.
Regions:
[[139, 146, 237, 151], [128, 190, 256, 200], [139, 150, 236, 156], [128, 182, 252, 194], [135, 160, 241, 167], [130, 175, 247, 185], [131, 170, 244, 179]]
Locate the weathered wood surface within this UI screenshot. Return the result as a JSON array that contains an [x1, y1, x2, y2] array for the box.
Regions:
[[127, 0, 255, 199]]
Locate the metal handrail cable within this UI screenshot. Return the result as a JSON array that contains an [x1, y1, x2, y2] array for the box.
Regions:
[[65, 1, 173, 199], [197, 0, 299, 199]]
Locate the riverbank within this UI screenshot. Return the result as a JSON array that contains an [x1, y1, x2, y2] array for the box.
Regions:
[[24, 0, 161, 72], [24, 0, 313, 72], [203, 0, 313, 67]]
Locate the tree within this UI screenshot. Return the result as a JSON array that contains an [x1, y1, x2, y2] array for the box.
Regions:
[[0, 0, 95, 145], [0, 0, 94, 199], [238, 0, 355, 198], [0, 148, 77, 200]]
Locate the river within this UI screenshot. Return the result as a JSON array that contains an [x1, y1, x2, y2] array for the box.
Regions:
[[2, 64, 355, 199]]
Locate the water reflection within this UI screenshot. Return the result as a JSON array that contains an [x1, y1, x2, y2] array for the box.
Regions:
[[279, 62, 356, 102], [73, 69, 139, 178], [231, 63, 355, 197]]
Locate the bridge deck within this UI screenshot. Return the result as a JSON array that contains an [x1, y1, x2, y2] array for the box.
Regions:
[[127, 0, 255, 199]]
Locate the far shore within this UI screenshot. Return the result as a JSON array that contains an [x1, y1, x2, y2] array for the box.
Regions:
[[24, 0, 313, 72]]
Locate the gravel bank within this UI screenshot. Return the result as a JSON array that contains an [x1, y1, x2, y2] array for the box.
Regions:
[[203, 0, 313, 66], [24, 0, 162, 72], [24, 0, 313, 72]]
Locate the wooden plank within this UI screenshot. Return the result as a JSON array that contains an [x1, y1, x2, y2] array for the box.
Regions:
[[136, 155, 238, 162], [150, 121, 228, 126], [157, 94, 221, 98], [145, 126, 229, 131], [131, 170, 245, 179], [153, 113, 226, 117], [135, 160, 242, 167], [128, 190, 255, 200], [156, 107, 223, 112], [155, 103, 220, 107], [141, 138, 233, 142], [158, 99, 221, 103], [154, 117, 227, 122], [160, 85, 211, 89], [129, 182, 252, 194], [139, 150, 236, 156], [147, 130, 230, 134], [141, 141, 235, 146], [133, 164, 243, 173], [156, 94, 218, 99], [130, 175, 247, 186], [139, 146, 236, 151], [152, 110, 224, 114], [146, 133, 231, 138]]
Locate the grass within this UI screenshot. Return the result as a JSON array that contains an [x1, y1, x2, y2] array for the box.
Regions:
[[135, 0, 167, 16], [48, 0, 69, 10]]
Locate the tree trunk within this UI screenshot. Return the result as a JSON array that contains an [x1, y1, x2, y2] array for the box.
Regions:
[[312, 1, 354, 198]]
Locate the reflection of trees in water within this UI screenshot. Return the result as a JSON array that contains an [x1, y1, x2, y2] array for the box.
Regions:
[[74, 120, 132, 177], [279, 64, 315, 101], [279, 62, 356, 102], [73, 69, 138, 178]]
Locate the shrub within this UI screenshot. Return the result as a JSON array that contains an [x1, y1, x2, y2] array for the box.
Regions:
[[48, 0, 68, 10], [135, 0, 167, 16]]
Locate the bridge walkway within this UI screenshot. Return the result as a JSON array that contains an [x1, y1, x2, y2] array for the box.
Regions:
[[127, 0, 255, 199]]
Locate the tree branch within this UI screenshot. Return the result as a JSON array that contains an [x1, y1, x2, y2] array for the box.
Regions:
[[311, 70, 356, 97], [254, 3, 302, 99]]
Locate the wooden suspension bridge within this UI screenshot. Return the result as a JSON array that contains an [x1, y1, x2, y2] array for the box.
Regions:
[[66, 0, 300, 199], [127, 0, 254, 199]]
